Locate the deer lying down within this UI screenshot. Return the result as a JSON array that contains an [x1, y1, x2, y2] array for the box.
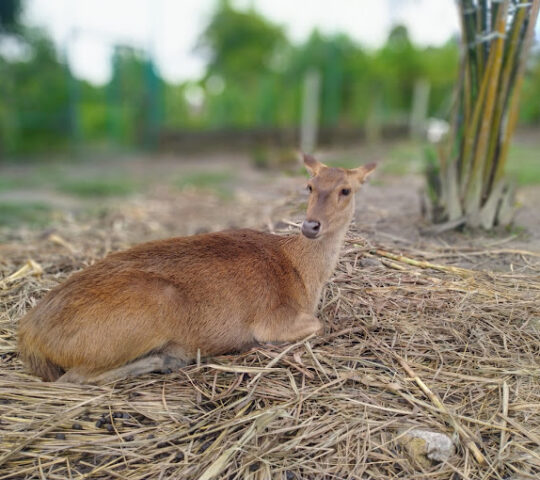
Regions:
[[18, 155, 375, 384]]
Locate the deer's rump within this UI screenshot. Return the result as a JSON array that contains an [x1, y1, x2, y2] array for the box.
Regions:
[[18, 229, 303, 381]]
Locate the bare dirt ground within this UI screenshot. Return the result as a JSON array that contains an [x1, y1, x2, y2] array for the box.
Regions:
[[2, 147, 539, 257]]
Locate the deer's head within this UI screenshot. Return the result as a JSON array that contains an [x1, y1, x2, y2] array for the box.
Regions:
[[301, 154, 376, 240]]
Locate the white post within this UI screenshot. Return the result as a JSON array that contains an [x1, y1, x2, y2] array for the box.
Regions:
[[410, 78, 430, 139], [300, 69, 321, 153]]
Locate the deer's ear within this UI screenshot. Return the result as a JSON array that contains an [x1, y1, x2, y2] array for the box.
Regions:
[[347, 162, 376, 185], [302, 153, 325, 177]]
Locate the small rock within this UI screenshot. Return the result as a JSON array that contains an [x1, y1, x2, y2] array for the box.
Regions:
[[397, 429, 455, 469], [359, 257, 380, 268], [72, 423, 82, 430], [55, 433, 66, 440]]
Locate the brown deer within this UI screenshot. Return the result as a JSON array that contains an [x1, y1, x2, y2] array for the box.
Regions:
[[18, 155, 375, 384]]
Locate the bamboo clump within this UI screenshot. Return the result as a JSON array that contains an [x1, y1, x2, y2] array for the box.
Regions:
[[432, 0, 540, 229]]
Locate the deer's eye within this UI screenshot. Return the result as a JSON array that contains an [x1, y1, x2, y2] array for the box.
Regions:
[[341, 188, 351, 196], [307, 185, 313, 193]]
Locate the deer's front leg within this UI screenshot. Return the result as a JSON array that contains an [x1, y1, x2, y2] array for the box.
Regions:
[[252, 310, 323, 344]]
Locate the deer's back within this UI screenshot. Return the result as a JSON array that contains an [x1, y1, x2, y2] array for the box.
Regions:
[[104, 229, 302, 298], [19, 229, 305, 369]]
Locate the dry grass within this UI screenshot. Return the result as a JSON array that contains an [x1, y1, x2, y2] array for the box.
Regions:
[[0, 192, 539, 480]]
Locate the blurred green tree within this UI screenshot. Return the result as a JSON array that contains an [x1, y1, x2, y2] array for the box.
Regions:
[[288, 31, 362, 126], [1, 27, 71, 153], [420, 39, 459, 117], [373, 26, 423, 119], [197, 0, 287, 80], [1, 0, 537, 159], [106, 45, 163, 145], [195, 0, 290, 128], [0, 0, 21, 30]]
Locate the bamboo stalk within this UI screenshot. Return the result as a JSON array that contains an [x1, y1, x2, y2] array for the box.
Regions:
[[458, 28, 495, 196], [460, 1, 479, 106], [463, 57, 472, 146], [370, 249, 473, 276], [476, 0, 488, 79], [457, 0, 479, 184], [447, 51, 466, 166], [491, 0, 501, 32], [442, 46, 467, 221], [464, 0, 509, 222], [483, 3, 528, 198]]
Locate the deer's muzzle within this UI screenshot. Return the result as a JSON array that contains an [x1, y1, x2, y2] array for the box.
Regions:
[[302, 220, 321, 239]]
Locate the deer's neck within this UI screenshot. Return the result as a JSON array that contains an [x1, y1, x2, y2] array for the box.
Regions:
[[281, 221, 350, 313]]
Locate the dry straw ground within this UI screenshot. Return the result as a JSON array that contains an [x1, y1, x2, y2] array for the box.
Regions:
[[0, 190, 539, 479]]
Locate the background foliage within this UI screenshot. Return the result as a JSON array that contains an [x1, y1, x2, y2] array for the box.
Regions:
[[0, 0, 539, 156]]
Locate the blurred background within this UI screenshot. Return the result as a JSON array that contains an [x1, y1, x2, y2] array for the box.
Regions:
[[0, 0, 539, 240]]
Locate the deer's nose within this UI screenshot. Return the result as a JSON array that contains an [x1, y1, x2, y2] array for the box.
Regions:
[[302, 220, 321, 239]]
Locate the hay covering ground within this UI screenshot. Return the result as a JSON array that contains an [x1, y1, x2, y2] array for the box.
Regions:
[[0, 191, 539, 479]]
